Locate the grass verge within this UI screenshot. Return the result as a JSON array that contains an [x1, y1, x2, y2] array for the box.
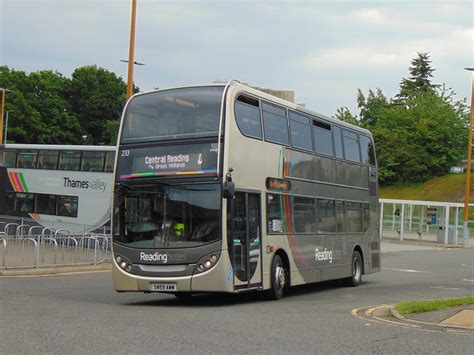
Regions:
[[396, 296, 474, 315]]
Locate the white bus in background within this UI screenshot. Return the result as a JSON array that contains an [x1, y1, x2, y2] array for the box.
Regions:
[[0, 144, 115, 234]]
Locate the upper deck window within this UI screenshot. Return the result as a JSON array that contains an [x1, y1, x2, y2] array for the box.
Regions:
[[234, 95, 262, 139], [343, 129, 361, 163], [59, 151, 81, 171], [0, 150, 17, 167], [289, 111, 312, 151], [38, 150, 59, 170], [17, 151, 38, 168], [313, 120, 334, 156], [81, 151, 105, 172], [105, 151, 115, 172], [360, 135, 376, 166], [121, 86, 224, 143], [262, 102, 289, 145]]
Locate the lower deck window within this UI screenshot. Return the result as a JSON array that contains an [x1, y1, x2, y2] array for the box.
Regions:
[[0, 192, 78, 218]]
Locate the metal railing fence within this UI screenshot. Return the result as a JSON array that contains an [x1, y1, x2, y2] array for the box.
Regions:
[[0, 233, 111, 269]]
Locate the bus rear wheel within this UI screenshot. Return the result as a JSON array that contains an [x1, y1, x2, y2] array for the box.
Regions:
[[344, 250, 362, 287], [265, 254, 287, 300]]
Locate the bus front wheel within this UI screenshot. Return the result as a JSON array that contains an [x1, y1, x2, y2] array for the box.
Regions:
[[344, 250, 362, 287], [265, 254, 287, 300]]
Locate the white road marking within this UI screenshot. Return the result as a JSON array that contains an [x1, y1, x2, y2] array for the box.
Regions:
[[461, 264, 474, 268], [462, 278, 474, 283], [431, 286, 465, 291], [382, 267, 431, 273]]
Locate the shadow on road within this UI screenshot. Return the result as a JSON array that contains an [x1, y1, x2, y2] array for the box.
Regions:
[[123, 279, 375, 307]]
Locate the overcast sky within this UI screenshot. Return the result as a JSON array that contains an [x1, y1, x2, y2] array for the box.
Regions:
[[1, 0, 473, 116]]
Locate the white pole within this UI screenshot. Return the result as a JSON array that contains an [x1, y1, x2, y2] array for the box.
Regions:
[[409, 204, 413, 232], [392, 203, 396, 230], [400, 204, 405, 241], [379, 201, 384, 238], [444, 206, 450, 245], [454, 207, 459, 244]]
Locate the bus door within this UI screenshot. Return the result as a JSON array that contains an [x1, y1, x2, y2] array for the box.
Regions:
[[228, 191, 262, 289]]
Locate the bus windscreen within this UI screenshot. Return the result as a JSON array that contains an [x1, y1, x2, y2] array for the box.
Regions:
[[121, 86, 224, 143]]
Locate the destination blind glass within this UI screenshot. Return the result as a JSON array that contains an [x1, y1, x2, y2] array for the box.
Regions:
[[118, 143, 218, 179]]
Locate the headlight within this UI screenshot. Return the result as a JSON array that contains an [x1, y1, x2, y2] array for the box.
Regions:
[[115, 254, 134, 273], [193, 252, 220, 275]]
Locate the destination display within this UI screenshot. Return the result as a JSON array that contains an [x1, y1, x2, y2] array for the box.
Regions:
[[118, 143, 218, 179]]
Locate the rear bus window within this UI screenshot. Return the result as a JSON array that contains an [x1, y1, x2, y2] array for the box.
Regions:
[[360, 135, 376, 166]]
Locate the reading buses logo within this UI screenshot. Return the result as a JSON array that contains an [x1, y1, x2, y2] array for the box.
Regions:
[[315, 248, 333, 264], [140, 252, 168, 263]]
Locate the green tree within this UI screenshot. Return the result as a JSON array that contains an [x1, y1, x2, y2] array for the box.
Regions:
[[0, 66, 85, 144], [346, 53, 468, 185], [333, 106, 359, 126], [67, 66, 127, 144], [396, 52, 439, 101]]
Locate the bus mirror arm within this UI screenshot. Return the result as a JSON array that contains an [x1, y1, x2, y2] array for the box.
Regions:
[[223, 168, 235, 199]]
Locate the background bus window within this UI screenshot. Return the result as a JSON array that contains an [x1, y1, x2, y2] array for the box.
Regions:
[[59, 151, 81, 171], [266, 193, 287, 233], [81, 151, 105, 172], [15, 193, 35, 213], [105, 151, 115, 172], [360, 135, 376, 166], [57, 196, 78, 217], [336, 200, 345, 233], [1, 192, 16, 214], [293, 196, 315, 233], [0, 150, 17, 167], [37, 150, 59, 170], [234, 96, 262, 139], [333, 126, 344, 159], [17, 151, 38, 168], [343, 130, 361, 163], [313, 121, 334, 156], [262, 102, 289, 145], [36, 194, 57, 215], [316, 199, 336, 233], [289, 111, 312, 151], [346, 202, 363, 232]]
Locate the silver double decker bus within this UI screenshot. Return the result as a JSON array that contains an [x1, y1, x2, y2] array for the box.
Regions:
[[112, 81, 380, 299]]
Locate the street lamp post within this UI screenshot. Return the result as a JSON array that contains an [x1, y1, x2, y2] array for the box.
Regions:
[[0, 88, 12, 145], [464, 67, 474, 244], [4, 110, 14, 144], [126, 0, 138, 100]]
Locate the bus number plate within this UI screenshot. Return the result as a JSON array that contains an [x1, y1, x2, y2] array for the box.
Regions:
[[149, 283, 177, 292]]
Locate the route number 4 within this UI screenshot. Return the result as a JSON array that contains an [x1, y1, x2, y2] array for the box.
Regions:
[[394, 209, 400, 216]]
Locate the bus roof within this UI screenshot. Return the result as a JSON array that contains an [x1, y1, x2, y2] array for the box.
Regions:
[[0, 144, 116, 151]]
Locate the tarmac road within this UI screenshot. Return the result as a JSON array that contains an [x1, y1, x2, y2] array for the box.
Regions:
[[1, 245, 473, 354]]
